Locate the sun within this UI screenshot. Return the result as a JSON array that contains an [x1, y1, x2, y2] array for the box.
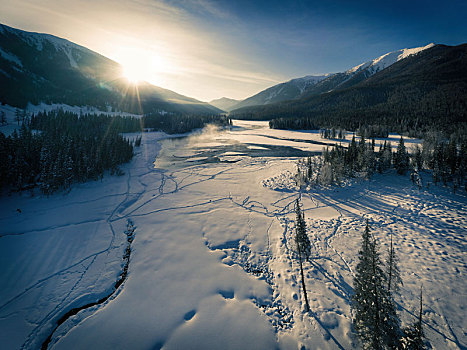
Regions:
[[123, 64, 146, 84], [113, 46, 175, 86]]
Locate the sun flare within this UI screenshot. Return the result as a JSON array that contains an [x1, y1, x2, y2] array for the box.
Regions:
[[123, 65, 146, 84], [114, 46, 174, 86]]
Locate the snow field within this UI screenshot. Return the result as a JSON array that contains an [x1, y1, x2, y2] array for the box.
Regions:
[[0, 121, 465, 349]]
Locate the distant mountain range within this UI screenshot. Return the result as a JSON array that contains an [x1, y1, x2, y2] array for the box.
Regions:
[[218, 44, 435, 112], [1, 22, 465, 130], [229, 43, 467, 135], [208, 97, 240, 112], [0, 23, 221, 115]]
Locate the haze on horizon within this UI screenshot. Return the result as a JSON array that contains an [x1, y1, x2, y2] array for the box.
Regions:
[[1, 0, 466, 102]]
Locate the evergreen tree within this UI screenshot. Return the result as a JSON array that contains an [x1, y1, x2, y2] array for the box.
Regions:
[[446, 138, 458, 176], [135, 135, 142, 147], [413, 145, 423, 171], [384, 233, 403, 349], [382, 141, 393, 171], [306, 156, 312, 180], [349, 135, 358, 173], [352, 221, 400, 349], [295, 199, 311, 312], [15, 108, 21, 125], [386, 233, 403, 295], [395, 137, 410, 175], [401, 287, 426, 349], [410, 161, 423, 189], [364, 145, 376, 178], [0, 111, 6, 125]]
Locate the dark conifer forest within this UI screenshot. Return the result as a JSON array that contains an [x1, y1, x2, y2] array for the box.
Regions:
[[0, 110, 230, 194]]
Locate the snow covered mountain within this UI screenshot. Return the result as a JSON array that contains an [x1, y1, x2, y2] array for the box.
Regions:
[[230, 43, 467, 132], [230, 75, 328, 110], [231, 44, 434, 111], [298, 43, 436, 97], [0, 23, 221, 115], [346, 44, 435, 76]]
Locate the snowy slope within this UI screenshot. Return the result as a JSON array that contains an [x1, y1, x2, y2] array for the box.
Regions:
[[288, 75, 330, 94], [299, 43, 436, 95], [230, 75, 328, 110], [0, 121, 465, 349], [231, 44, 435, 111], [343, 43, 435, 81], [0, 23, 221, 114], [0, 23, 94, 69]]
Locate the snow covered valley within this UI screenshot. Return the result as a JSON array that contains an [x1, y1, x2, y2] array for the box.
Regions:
[[0, 121, 465, 349]]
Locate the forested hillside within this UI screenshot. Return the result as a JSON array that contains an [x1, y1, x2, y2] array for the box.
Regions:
[[231, 44, 467, 138], [0, 23, 221, 114]]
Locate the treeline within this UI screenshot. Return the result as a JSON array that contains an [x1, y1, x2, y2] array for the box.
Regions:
[[31, 111, 231, 135], [267, 103, 467, 140], [143, 113, 231, 134], [0, 111, 135, 195], [357, 124, 389, 138], [0, 110, 231, 195], [295, 135, 467, 191]]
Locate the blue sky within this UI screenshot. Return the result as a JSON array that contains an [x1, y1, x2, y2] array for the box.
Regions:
[[1, 0, 466, 101], [190, 0, 467, 73]]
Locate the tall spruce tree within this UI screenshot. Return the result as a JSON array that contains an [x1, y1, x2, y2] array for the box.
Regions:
[[395, 137, 410, 175], [384, 233, 403, 349], [386, 233, 403, 295], [352, 221, 401, 349], [295, 199, 311, 312]]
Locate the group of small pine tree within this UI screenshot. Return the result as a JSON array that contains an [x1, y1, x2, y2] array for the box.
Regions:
[[353, 221, 426, 349], [295, 135, 409, 186], [320, 128, 346, 140], [416, 132, 467, 191], [295, 134, 466, 191]]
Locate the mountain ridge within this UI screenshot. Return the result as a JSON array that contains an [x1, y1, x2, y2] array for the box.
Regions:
[[228, 74, 328, 111], [0, 23, 222, 115], [230, 43, 467, 136], [208, 97, 240, 112], [227, 43, 435, 111]]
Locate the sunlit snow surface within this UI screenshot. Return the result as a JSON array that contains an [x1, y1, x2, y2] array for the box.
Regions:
[[0, 121, 465, 349]]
